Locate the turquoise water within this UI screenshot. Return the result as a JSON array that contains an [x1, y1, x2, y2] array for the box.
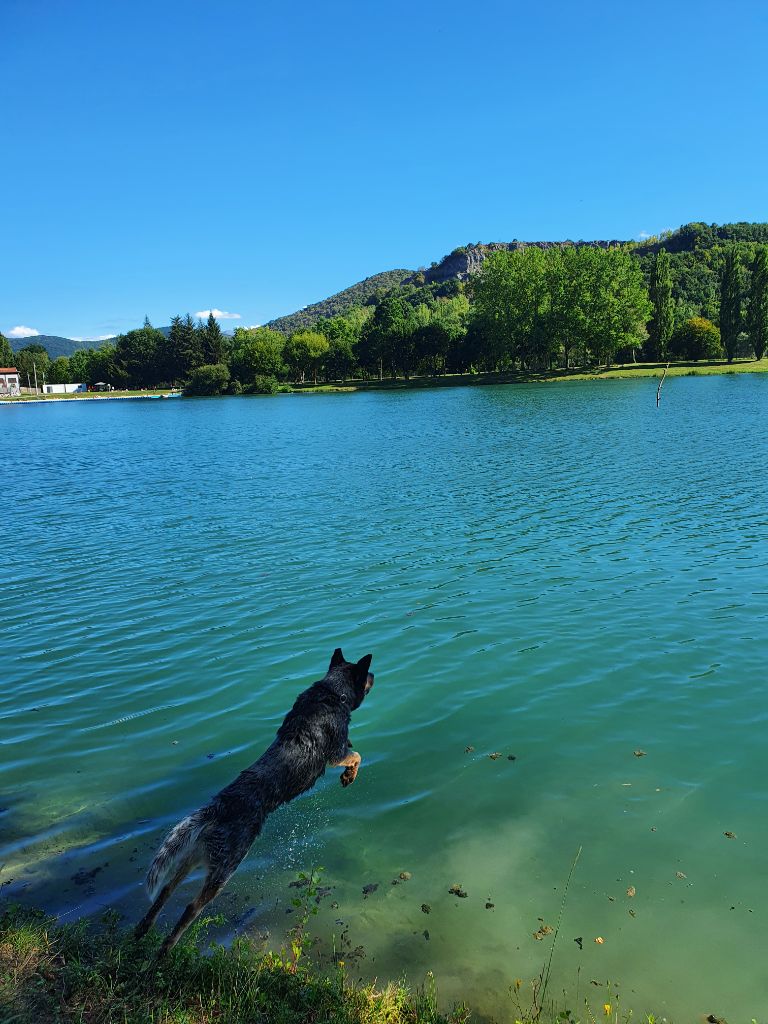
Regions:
[[2, 378, 767, 1022]]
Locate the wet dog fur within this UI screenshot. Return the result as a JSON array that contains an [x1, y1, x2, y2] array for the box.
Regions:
[[134, 649, 374, 954]]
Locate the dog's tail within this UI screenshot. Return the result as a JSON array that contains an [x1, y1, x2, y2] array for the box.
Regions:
[[146, 811, 208, 903]]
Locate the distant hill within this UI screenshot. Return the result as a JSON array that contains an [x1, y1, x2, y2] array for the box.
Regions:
[[9, 335, 92, 359], [265, 269, 413, 334]]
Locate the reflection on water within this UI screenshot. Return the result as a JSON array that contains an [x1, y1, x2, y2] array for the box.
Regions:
[[3, 376, 768, 1020]]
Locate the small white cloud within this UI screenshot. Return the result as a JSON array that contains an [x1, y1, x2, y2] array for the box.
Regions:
[[638, 231, 652, 240], [70, 335, 117, 343], [245, 324, 261, 329], [8, 325, 40, 338], [194, 308, 242, 320]]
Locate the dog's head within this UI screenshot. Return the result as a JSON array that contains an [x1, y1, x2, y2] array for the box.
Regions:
[[328, 648, 374, 709]]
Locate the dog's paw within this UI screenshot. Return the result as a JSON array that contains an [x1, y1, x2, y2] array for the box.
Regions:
[[340, 766, 357, 787]]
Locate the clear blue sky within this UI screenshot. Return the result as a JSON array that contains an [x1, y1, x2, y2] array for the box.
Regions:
[[2, 0, 767, 341]]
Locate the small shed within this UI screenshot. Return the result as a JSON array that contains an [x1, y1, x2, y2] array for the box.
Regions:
[[0, 368, 20, 396], [43, 383, 87, 394]]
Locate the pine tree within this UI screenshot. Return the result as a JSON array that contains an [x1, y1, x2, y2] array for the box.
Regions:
[[720, 248, 743, 363], [165, 315, 184, 383], [648, 248, 674, 360], [201, 312, 225, 364], [747, 246, 768, 360], [166, 314, 203, 382]]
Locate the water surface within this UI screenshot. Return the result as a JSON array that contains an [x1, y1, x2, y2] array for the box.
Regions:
[[3, 377, 767, 1021]]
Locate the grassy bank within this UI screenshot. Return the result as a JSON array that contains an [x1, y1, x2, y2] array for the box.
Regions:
[[1, 905, 472, 1024], [0, 905, 670, 1024], [292, 357, 768, 393], [0, 390, 178, 402]]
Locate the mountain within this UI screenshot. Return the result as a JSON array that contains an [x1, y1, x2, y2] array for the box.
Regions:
[[265, 269, 413, 334], [9, 335, 92, 359], [263, 222, 768, 333]]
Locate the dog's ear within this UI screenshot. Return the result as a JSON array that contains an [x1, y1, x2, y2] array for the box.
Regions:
[[329, 648, 345, 670], [355, 654, 372, 679]]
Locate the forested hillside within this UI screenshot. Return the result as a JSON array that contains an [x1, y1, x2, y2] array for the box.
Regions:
[[9, 335, 90, 359], [265, 269, 413, 334]]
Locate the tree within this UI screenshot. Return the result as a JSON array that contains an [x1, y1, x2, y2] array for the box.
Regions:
[[359, 296, 418, 379], [669, 317, 723, 361], [316, 308, 371, 380], [720, 248, 743, 363], [747, 246, 768, 359], [200, 312, 226, 364], [183, 363, 230, 396], [14, 344, 50, 389], [285, 331, 329, 384], [48, 356, 71, 384], [164, 314, 203, 382], [0, 332, 14, 366], [230, 327, 285, 382], [584, 248, 651, 367], [471, 250, 538, 370], [648, 248, 674, 360], [114, 319, 165, 387], [472, 245, 649, 371], [68, 347, 94, 384], [90, 343, 117, 386]]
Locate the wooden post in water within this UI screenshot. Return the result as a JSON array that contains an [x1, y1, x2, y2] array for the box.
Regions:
[[656, 362, 669, 407]]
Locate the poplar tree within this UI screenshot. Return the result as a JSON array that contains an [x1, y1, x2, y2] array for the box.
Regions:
[[747, 246, 768, 360], [720, 248, 743, 363], [648, 248, 674, 360]]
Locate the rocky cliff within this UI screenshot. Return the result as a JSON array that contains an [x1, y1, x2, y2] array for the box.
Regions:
[[409, 239, 627, 286]]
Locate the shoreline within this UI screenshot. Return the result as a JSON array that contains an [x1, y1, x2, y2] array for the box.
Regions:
[[292, 357, 768, 393], [0, 903, 653, 1024], [2, 359, 766, 405]]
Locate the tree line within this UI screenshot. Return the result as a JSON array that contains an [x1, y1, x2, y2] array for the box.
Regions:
[[4, 242, 768, 396]]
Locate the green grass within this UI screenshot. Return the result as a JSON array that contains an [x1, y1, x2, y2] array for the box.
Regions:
[[1, 389, 179, 401], [0, 905, 677, 1024], [0, 905, 470, 1024], [290, 358, 768, 393]]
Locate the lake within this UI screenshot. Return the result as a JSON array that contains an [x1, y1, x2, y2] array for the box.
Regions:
[[3, 376, 767, 1021]]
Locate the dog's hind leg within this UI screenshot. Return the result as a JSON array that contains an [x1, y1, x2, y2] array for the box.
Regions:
[[158, 869, 232, 956], [134, 864, 189, 940]]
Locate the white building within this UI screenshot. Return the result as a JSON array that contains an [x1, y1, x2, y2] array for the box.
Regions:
[[43, 382, 87, 394], [0, 368, 21, 396]]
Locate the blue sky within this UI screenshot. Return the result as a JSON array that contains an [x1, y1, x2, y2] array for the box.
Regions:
[[2, 0, 767, 341]]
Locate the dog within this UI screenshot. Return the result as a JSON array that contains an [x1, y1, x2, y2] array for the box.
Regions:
[[134, 649, 374, 954]]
